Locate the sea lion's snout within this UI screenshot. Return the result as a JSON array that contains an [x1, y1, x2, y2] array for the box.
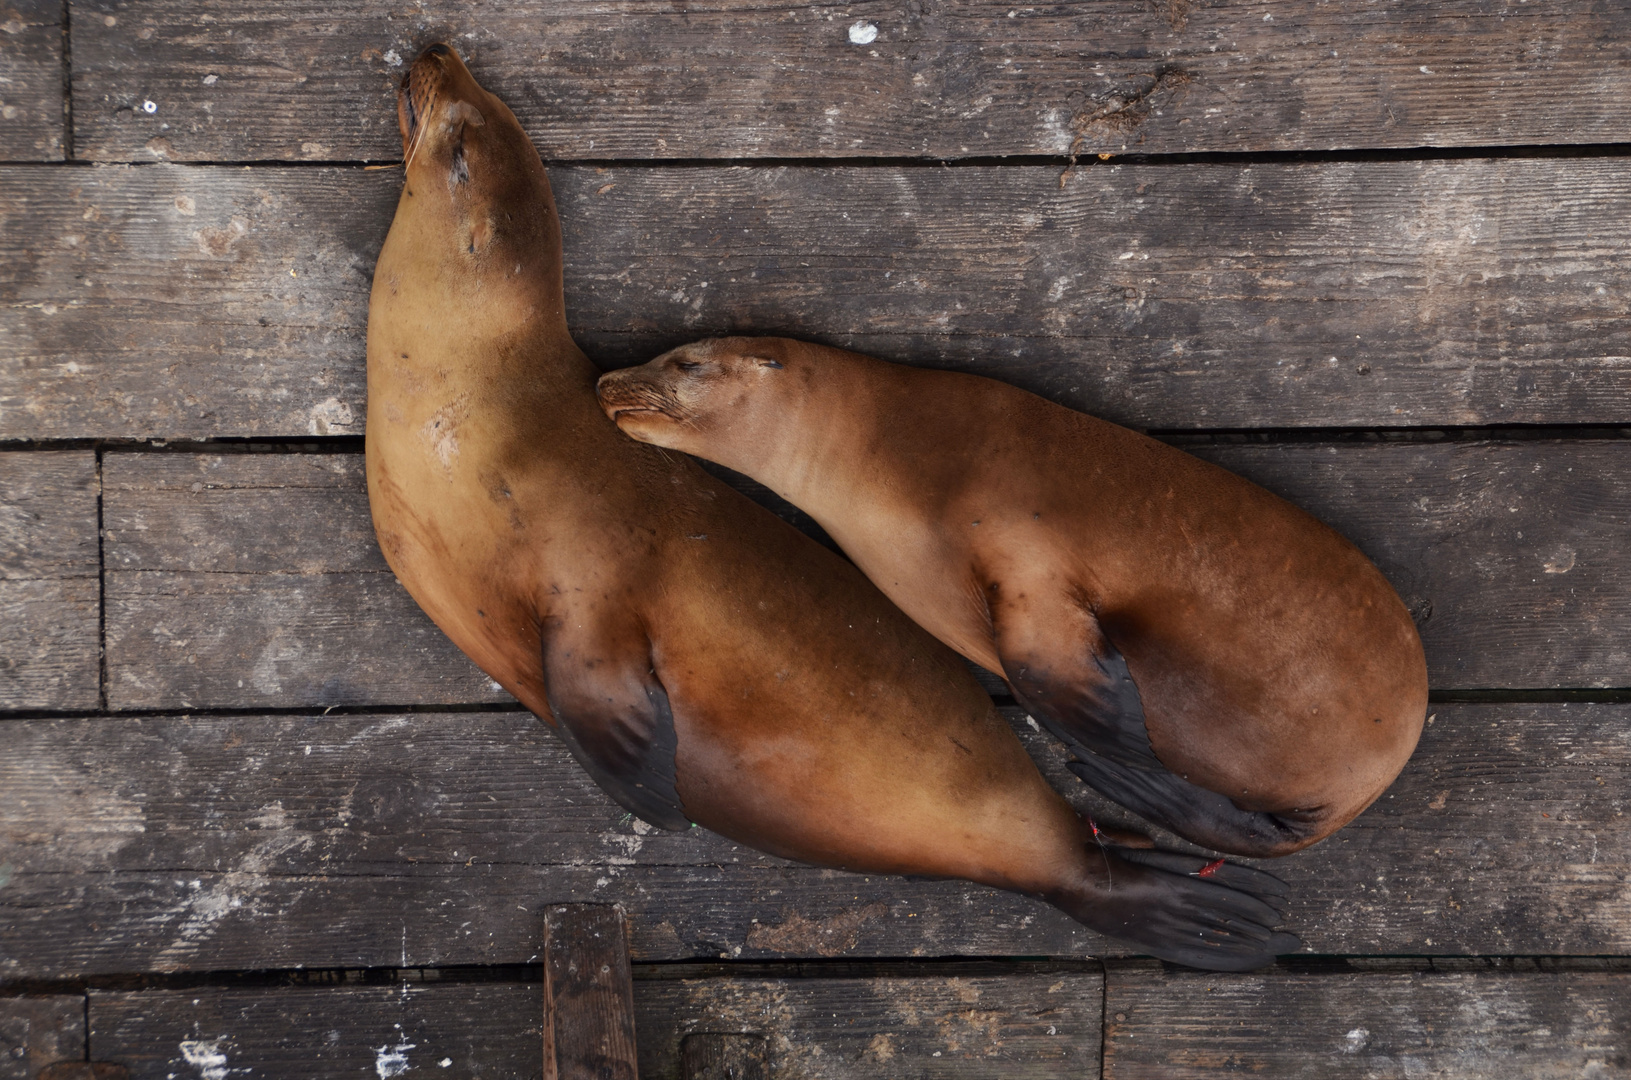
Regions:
[[595, 367, 690, 439], [597, 340, 794, 451], [396, 43, 488, 163]]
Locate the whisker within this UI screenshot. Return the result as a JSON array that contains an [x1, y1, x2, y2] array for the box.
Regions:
[[404, 88, 437, 173]]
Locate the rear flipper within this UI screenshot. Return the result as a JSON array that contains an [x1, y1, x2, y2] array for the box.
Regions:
[[540, 610, 691, 831], [1050, 845, 1300, 972], [992, 585, 1321, 858]]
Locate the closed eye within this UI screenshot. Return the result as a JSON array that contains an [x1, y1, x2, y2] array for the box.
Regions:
[[675, 360, 703, 372]]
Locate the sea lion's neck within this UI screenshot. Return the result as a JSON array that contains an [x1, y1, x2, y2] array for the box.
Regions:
[[742, 353, 880, 525]]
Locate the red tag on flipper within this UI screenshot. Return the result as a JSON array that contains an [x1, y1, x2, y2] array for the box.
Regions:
[[1195, 858, 1226, 878]]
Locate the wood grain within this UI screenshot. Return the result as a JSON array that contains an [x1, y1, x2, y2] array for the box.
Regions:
[[88, 983, 544, 1079], [0, 996, 85, 1080], [638, 972, 1104, 1079], [1103, 961, 1631, 1079], [65, 0, 1631, 163], [0, 702, 1625, 977], [6, 159, 1631, 440], [680, 1034, 768, 1080], [0, 450, 99, 710], [101, 452, 507, 709], [100, 442, 1631, 709], [543, 905, 638, 1080], [0, 0, 64, 161]]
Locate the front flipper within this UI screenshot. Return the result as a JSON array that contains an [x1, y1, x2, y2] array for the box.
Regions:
[[540, 613, 689, 831], [1051, 844, 1300, 971], [991, 583, 1318, 857]]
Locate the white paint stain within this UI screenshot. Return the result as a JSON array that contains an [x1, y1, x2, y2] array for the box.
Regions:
[[308, 396, 355, 435], [142, 100, 158, 114], [384, 49, 403, 66], [375, 1030, 416, 1078], [179, 1038, 231, 1080], [439, 1059, 453, 1069], [848, 21, 878, 44], [1342, 1027, 1370, 1053], [1543, 549, 1576, 574], [202, 74, 218, 85]]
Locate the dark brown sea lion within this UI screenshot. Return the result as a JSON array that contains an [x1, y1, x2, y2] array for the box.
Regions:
[[366, 44, 1298, 969], [596, 338, 1429, 858]]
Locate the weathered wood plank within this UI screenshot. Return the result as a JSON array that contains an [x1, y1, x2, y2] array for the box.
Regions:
[[35, 1064, 128, 1080], [101, 442, 1631, 708], [6, 159, 1631, 440], [80, 972, 1103, 1080], [89, 983, 544, 1079], [102, 452, 506, 709], [680, 1033, 768, 1080], [638, 972, 1104, 1080], [0, 702, 1625, 976], [0, 996, 85, 1080], [0, 450, 99, 710], [66, 1, 1631, 163], [0, 0, 65, 161], [0, 709, 1112, 976], [1103, 962, 1631, 1079], [543, 904, 638, 1080]]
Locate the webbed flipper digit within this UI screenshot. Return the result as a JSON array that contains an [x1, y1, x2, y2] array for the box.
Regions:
[[1054, 845, 1301, 971]]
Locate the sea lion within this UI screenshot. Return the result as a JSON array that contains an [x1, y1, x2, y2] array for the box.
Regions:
[[366, 44, 1298, 969], [596, 337, 1429, 857]]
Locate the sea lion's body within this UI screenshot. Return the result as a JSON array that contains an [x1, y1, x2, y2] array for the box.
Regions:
[[597, 338, 1429, 857], [366, 45, 1296, 970]]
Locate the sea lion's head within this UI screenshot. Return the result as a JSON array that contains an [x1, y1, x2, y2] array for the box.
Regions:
[[386, 43, 564, 323], [595, 337, 798, 454]]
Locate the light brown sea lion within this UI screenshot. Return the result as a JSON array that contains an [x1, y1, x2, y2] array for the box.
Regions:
[[596, 338, 1429, 857], [366, 44, 1298, 969]]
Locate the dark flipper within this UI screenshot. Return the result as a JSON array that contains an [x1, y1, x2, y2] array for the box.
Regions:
[[993, 588, 1318, 858], [1050, 844, 1300, 972], [540, 613, 689, 831]]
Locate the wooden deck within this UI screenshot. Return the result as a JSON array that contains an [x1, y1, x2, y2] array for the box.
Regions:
[[3, 2, 1630, 1076]]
